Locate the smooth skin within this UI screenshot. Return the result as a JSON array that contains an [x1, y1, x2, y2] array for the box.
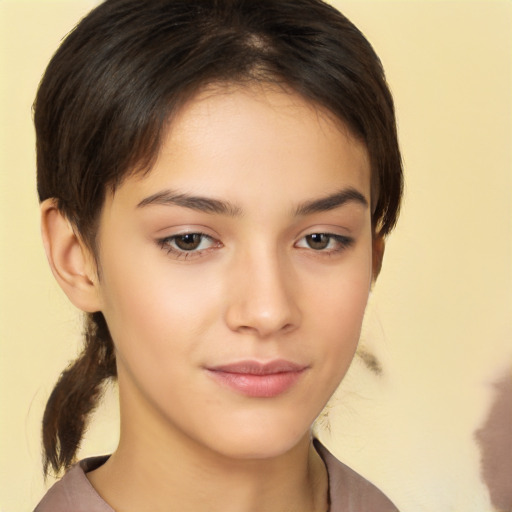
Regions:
[[41, 83, 382, 512]]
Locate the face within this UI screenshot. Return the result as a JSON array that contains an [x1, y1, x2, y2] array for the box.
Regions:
[[94, 84, 375, 460]]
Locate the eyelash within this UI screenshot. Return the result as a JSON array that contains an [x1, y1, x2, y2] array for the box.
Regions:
[[157, 232, 219, 260], [296, 233, 354, 255], [157, 232, 354, 260]]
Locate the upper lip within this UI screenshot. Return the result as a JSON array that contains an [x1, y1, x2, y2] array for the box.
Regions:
[[207, 359, 308, 375]]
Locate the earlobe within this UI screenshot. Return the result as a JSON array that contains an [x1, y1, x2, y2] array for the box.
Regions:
[[372, 235, 385, 283], [41, 199, 102, 313]]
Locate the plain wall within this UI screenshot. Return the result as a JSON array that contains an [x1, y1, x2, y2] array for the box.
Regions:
[[0, 1, 510, 511]]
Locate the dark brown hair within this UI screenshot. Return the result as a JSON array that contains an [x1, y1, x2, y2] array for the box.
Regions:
[[34, 0, 403, 476]]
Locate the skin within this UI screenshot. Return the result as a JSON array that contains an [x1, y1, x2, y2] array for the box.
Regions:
[[42, 83, 381, 512]]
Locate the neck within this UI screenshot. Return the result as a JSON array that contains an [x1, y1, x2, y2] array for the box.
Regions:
[[87, 382, 328, 512], [89, 432, 327, 512]]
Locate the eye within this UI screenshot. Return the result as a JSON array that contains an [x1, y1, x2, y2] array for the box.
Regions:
[[295, 233, 353, 253], [157, 232, 220, 258]]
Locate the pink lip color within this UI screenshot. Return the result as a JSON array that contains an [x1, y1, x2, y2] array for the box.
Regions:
[[206, 360, 307, 398]]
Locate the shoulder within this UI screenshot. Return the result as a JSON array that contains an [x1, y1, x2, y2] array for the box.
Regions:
[[34, 457, 113, 512], [315, 440, 399, 512]]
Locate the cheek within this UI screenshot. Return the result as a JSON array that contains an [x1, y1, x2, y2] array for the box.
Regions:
[[311, 246, 372, 321], [306, 248, 372, 368], [97, 239, 220, 366]]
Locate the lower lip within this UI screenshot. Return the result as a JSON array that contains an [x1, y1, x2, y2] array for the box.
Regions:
[[207, 370, 305, 398]]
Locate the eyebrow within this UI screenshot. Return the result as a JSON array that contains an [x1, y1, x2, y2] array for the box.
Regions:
[[137, 190, 243, 216], [294, 187, 368, 216], [137, 187, 368, 216]]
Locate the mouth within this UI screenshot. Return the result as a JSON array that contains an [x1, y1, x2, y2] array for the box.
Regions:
[[205, 360, 308, 398]]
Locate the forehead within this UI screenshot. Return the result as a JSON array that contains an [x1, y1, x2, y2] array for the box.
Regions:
[[108, 83, 371, 212]]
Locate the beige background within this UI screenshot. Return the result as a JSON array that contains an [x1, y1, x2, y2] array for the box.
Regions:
[[1, 1, 510, 511]]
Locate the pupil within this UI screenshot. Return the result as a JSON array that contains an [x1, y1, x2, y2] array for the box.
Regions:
[[175, 234, 201, 251], [307, 233, 329, 250]]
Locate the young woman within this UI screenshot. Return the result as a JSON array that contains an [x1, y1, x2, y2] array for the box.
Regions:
[[34, 0, 403, 510]]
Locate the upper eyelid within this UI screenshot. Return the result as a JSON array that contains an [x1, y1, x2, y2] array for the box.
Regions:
[[160, 232, 216, 246], [295, 233, 353, 246], [157, 233, 220, 260], [295, 228, 353, 242], [157, 229, 352, 242], [155, 224, 217, 236], [157, 232, 353, 254]]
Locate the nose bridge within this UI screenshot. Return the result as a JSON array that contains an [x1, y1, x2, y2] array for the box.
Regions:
[[225, 240, 300, 337]]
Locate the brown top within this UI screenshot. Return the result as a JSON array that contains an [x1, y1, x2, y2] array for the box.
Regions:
[[34, 441, 398, 512]]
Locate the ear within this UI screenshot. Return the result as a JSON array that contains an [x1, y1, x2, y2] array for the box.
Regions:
[[41, 199, 102, 312], [371, 235, 385, 283]]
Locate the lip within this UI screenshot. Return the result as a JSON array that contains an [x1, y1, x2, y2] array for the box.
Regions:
[[205, 360, 308, 398]]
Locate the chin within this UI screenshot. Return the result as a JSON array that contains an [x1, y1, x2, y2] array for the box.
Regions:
[[212, 433, 307, 461], [195, 411, 313, 461]]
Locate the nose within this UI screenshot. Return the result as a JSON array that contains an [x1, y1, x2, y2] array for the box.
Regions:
[[224, 247, 301, 338]]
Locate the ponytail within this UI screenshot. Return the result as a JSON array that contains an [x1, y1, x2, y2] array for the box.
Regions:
[[42, 312, 116, 476]]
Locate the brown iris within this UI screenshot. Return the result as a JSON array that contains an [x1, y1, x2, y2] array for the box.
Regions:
[[174, 234, 203, 251], [305, 234, 331, 250]]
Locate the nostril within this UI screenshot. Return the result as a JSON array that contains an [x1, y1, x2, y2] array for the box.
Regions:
[[281, 323, 295, 334]]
